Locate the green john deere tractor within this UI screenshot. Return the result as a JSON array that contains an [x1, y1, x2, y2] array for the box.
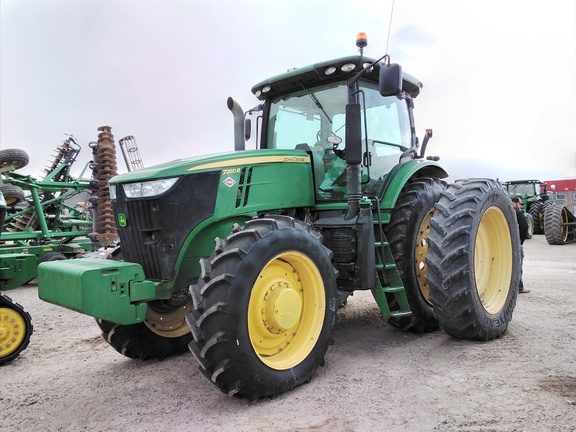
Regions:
[[503, 179, 550, 235], [37, 34, 521, 400]]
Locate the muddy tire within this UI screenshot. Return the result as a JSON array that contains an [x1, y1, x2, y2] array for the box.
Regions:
[[0, 185, 25, 206], [385, 177, 447, 332], [0, 295, 33, 365], [0, 148, 29, 171], [187, 216, 338, 400], [426, 179, 520, 341], [544, 203, 574, 245]]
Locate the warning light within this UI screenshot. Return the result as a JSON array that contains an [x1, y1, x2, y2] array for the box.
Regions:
[[356, 32, 368, 49]]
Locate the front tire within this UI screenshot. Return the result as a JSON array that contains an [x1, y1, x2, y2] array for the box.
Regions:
[[99, 246, 192, 360], [426, 179, 520, 341], [106, 298, 192, 360], [187, 216, 338, 400]]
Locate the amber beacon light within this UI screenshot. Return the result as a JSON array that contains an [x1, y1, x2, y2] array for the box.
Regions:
[[356, 32, 368, 49]]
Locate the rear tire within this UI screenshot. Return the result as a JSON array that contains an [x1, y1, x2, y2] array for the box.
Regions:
[[385, 177, 447, 332], [427, 179, 520, 341], [544, 203, 574, 245], [187, 216, 338, 400]]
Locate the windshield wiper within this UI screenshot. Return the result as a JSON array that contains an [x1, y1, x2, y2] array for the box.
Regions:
[[299, 83, 332, 124]]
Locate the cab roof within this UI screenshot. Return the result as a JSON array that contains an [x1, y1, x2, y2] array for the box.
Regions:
[[251, 55, 423, 100]]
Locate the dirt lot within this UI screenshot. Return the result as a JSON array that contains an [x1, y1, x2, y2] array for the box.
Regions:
[[2, 234, 576, 432]]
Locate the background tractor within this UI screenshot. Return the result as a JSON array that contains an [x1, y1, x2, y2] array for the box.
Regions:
[[503, 179, 550, 235], [37, 34, 521, 400]]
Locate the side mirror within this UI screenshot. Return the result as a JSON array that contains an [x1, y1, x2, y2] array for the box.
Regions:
[[345, 103, 362, 164], [379, 63, 402, 97]]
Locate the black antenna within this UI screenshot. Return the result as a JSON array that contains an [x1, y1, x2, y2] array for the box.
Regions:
[[385, 0, 395, 54]]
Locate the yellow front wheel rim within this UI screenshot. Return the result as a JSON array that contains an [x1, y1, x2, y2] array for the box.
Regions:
[[248, 252, 325, 370], [0, 307, 27, 358], [474, 206, 513, 314]]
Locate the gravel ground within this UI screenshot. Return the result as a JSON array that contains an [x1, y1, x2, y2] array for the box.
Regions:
[[2, 234, 576, 432]]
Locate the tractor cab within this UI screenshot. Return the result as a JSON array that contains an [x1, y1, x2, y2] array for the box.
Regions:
[[247, 55, 422, 201]]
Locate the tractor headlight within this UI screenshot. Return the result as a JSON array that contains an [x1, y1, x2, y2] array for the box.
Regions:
[[122, 177, 179, 199]]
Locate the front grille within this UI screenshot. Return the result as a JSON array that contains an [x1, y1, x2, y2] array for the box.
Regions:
[[120, 200, 163, 280], [113, 172, 219, 281]]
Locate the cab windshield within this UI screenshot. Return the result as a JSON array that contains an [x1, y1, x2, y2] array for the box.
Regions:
[[507, 184, 538, 196], [265, 80, 413, 200]]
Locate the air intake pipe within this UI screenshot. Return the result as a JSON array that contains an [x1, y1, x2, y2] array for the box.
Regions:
[[227, 97, 246, 151], [345, 102, 363, 220]]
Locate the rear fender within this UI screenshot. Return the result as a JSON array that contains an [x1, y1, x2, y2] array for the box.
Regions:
[[380, 161, 448, 210]]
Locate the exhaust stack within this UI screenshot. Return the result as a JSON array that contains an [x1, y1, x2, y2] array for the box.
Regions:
[[227, 97, 245, 151]]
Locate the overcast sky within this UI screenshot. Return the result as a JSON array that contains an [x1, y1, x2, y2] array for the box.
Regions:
[[1, 0, 575, 183]]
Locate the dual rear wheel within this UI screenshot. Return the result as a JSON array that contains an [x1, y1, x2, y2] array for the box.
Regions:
[[426, 179, 520, 340], [386, 177, 519, 340]]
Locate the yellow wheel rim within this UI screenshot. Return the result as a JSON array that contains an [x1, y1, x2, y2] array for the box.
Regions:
[[248, 252, 325, 370], [5, 197, 18, 205], [474, 207, 513, 314], [144, 302, 192, 338], [560, 207, 569, 242], [0, 307, 27, 358], [415, 209, 434, 303]]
